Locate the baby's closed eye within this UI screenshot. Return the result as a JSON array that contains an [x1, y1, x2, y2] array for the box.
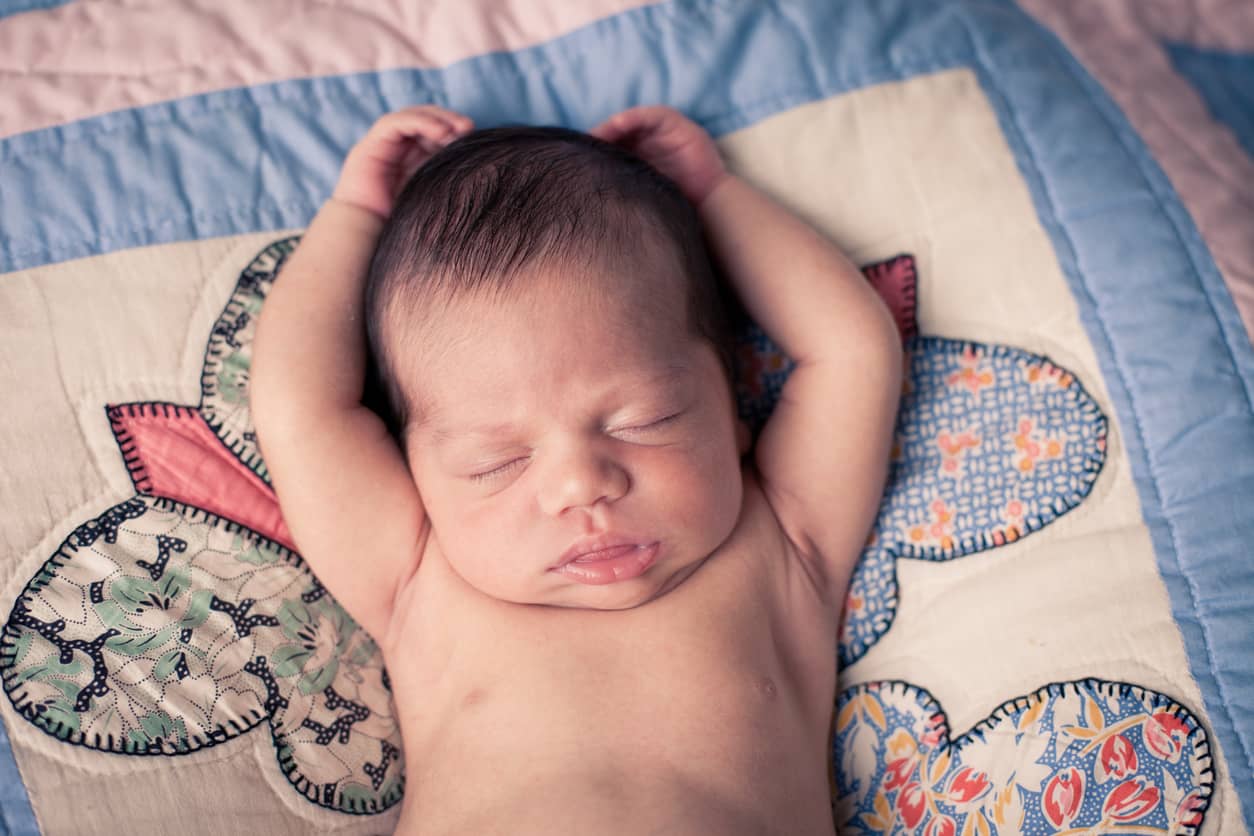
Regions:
[[469, 457, 529, 483], [453, 405, 693, 486], [467, 415, 682, 479], [610, 411, 684, 437]]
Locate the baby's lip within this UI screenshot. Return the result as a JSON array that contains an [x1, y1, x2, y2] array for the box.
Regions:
[[552, 534, 655, 569]]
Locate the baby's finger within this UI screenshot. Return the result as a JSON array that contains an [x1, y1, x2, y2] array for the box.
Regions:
[[369, 107, 474, 151], [400, 105, 474, 139], [590, 109, 645, 142], [372, 112, 456, 147], [386, 104, 472, 129], [588, 118, 619, 142], [592, 106, 683, 149]]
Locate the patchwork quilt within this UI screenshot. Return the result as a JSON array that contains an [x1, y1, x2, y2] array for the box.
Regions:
[[1, 1, 1252, 834]]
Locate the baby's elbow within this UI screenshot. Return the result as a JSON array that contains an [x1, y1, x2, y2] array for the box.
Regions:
[[855, 302, 904, 383], [882, 320, 904, 384], [882, 328, 904, 401]]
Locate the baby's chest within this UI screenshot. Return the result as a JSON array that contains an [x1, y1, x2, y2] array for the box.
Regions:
[[387, 537, 837, 769]]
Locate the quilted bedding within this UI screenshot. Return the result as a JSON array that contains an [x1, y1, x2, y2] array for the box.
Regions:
[[1, 1, 1252, 834]]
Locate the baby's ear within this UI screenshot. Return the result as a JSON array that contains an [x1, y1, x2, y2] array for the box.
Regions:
[[735, 418, 752, 456]]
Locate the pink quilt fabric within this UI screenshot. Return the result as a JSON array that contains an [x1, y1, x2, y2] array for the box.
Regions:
[[0, 0, 658, 137], [1018, 0, 1254, 345]]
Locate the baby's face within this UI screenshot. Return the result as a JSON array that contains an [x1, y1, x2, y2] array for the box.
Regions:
[[402, 260, 747, 610]]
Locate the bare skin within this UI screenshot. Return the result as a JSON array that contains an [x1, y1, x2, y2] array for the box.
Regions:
[[251, 105, 901, 835], [387, 468, 839, 836], [382, 270, 836, 834]]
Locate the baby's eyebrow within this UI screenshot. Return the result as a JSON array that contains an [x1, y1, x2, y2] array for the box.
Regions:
[[429, 422, 518, 444], [425, 364, 692, 446]]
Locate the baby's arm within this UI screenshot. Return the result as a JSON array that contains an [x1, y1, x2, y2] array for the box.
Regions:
[[592, 107, 902, 602], [251, 107, 473, 643], [700, 176, 902, 598]]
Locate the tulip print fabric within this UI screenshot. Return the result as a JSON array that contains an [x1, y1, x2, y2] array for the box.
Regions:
[[832, 681, 1212, 835], [2, 0, 1252, 834]]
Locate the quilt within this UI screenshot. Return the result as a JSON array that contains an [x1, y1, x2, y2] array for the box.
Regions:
[[1, 1, 1252, 833]]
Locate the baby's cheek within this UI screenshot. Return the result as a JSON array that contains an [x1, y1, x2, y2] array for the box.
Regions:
[[693, 437, 745, 528], [459, 495, 520, 549], [438, 494, 499, 552], [658, 447, 737, 522], [448, 502, 535, 596]]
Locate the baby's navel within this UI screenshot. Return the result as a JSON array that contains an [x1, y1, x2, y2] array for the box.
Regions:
[[461, 687, 488, 709]]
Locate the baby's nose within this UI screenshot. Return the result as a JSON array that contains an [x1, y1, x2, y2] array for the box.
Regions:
[[537, 446, 629, 516]]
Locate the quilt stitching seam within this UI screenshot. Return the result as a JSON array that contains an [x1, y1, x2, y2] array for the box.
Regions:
[[1042, 25, 1254, 791], [958, 3, 1254, 790], [1, 54, 973, 269]]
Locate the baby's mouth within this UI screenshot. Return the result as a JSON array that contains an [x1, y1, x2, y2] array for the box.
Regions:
[[569, 544, 641, 563], [549, 542, 661, 585], [552, 533, 654, 569]]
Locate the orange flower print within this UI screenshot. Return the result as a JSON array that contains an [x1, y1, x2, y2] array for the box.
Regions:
[[936, 429, 980, 479], [839, 589, 863, 643], [1023, 359, 1074, 389], [1013, 417, 1065, 472], [945, 346, 995, 395], [906, 498, 956, 552], [992, 497, 1027, 545]]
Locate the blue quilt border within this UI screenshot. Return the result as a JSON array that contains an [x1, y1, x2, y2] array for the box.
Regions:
[[984, 7, 1254, 826], [0, 710, 38, 835], [0, 0, 70, 20], [1165, 40, 1254, 163]]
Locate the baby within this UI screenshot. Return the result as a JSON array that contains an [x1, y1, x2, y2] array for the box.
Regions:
[[251, 104, 901, 835]]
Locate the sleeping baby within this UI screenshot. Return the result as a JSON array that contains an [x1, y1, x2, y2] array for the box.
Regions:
[[250, 104, 901, 835]]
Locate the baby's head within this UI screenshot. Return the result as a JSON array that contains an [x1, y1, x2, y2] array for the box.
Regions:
[[365, 125, 749, 610]]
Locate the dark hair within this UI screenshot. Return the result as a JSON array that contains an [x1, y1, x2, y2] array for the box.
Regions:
[[363, 125, 737, 437]]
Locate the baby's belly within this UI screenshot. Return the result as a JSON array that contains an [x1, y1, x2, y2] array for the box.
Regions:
[[392, 656, 836, 836]]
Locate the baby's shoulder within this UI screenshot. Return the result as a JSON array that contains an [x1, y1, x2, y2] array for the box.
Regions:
[[737, 460, 791, 534], [732, 461, 836, 604]]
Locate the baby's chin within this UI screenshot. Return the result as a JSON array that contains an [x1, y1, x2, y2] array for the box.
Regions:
[[531, 552, 711, 612], [461, 548, 710, 611]]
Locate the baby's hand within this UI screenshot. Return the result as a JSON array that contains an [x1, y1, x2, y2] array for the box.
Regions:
[[590, 106, 728, 207], [333, 105, 474, 219]]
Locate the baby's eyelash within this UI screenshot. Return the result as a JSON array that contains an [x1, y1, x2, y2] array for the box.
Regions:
[[467, 414, 681, 482], [618, 412, 681, 433], [469, 458, 527, 483]]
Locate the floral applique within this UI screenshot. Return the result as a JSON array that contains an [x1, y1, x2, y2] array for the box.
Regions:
[[946, 346, 996, 396], [1, 239, 402, 816], [1, 244, 1209, 835], [832, 680, 1212, 835]]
